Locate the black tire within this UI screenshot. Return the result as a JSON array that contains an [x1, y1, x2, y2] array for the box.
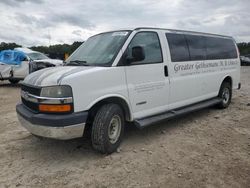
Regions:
[[91, 103, 124, 154], [217, 82, 232, 109], [9, 79, 20, 84]]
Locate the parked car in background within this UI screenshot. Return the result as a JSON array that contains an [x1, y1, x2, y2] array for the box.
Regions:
[[240, 55, 250, 66], [0, 48, 63, 84]]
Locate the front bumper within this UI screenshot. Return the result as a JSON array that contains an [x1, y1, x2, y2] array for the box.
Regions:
[[16, 103, 88, 140]]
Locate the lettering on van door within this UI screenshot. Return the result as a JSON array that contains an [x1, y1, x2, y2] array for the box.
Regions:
[[173, 60, 239, 76], [134, 82, 165, 93]]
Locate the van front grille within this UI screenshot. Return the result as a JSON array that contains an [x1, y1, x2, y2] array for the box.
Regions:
[[21, 84, 41, 96], [21, 98, 39, 112], [21, 84, 41, 112]]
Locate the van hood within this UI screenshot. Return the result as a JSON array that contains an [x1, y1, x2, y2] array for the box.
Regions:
[[23, 66, 95, 86]]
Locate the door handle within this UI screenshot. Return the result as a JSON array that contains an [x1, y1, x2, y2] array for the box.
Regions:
[[164, 66, 168, 77]]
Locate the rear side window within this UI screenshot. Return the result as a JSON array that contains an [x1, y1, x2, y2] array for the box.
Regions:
[[166, 33, 190, 62], [205, 37, 237, 60], [166, 33, 237, 62], [127, 32, 163, 64], [185, 35, 206, 61]]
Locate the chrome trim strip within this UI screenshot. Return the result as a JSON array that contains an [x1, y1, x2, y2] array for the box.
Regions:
[[21, 90, 73, 104]]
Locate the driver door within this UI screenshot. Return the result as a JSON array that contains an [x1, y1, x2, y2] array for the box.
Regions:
[[124, 31, 170, 119]]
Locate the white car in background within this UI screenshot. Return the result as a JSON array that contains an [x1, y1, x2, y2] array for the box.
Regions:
[[0, 48, 63, 84], [240, 55, 250, 66]]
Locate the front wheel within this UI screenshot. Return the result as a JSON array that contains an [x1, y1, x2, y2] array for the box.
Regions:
[[217, 82, 232, 109], [91, 104, 124, 154]]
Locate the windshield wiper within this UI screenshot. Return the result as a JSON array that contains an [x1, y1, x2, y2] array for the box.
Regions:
[[66, 60, 89, 66]]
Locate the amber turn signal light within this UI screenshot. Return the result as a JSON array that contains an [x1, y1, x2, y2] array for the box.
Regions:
[[39, 104, 71, 113]]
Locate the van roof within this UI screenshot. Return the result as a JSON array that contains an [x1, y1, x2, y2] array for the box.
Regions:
[[133, 27, 233, 39]]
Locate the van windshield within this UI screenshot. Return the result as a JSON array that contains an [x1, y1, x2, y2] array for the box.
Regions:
[[65, 31, 130, 66]]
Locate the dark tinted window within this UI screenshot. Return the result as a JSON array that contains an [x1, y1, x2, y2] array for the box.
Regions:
[[185, 35, 206, 61], [205, 37, 237, 60], [166, 33, 190, 62], [127, 32, 162, 64]]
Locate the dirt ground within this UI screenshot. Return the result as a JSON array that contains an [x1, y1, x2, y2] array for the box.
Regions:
[[0, 67, 249, 188]]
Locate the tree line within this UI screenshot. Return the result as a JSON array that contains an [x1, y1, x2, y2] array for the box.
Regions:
[[0, 41, 83, 60], [1, 41, 250, 60]]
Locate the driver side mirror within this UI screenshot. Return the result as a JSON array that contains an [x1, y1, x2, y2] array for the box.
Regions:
[[127, 46, 145, 63]]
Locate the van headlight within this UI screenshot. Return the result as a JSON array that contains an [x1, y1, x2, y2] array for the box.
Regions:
[[40, 85, 72, 98], [38, 85, 73, 113]]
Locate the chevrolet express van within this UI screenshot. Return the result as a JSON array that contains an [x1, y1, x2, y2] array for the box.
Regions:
[[16, 28, 241, 154]]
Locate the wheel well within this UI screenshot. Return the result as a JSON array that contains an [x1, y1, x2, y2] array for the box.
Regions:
[[88, 97, 131, 123], [222, 76, 232, 87]]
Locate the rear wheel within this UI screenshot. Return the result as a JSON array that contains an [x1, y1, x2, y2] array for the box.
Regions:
[[217, 82, 232, 109], [9, 79, 20, 84], [91, 104, 124, 154]]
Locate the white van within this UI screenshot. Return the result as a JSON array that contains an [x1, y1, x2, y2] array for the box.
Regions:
[[16, 28, 241, 154]]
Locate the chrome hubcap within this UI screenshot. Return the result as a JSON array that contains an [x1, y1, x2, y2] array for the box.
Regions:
[[108, 115, 121, 144], [222, 88, 230, 104]]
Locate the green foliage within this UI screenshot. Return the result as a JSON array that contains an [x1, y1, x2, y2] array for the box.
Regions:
[[237, 42, 250, 56], [30, 41, 83, 57], [0, 42, 21, 51]]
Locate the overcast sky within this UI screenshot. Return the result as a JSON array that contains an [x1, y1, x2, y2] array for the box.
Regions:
[[0, 0, 249, 46]]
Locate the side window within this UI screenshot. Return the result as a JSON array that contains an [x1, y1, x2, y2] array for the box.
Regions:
[[205, 37, 237, 60], [221, 38, 238, 59], [127, 32, 163, 64], [205, 37, 223, 60], [166, 33, 190, 62], [185, 34, 206, 61]]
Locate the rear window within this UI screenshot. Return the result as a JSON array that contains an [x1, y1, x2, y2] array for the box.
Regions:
[[166, 33, 238, 62], [205, 37, 237, 60]]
